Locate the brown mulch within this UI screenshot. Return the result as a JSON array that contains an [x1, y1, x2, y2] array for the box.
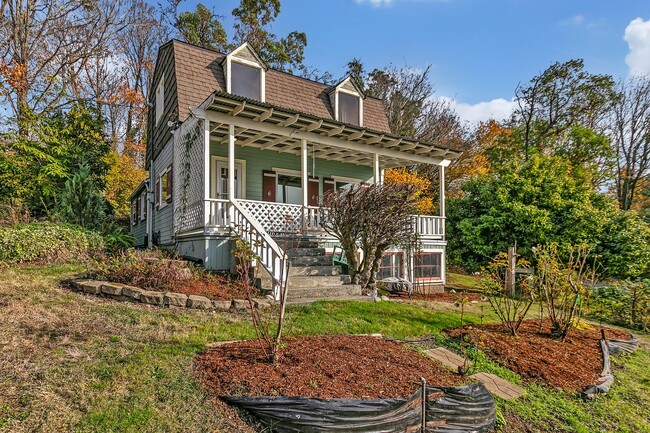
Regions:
[[172, 276, 253, 301], [195, 335, 464, 399], [445, 319, 632, 392], [391, 292, 485, 303]]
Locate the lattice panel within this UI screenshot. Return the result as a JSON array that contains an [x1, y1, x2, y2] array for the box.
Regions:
[[173, 117, 205, 234], [239, 200, 303, 235]]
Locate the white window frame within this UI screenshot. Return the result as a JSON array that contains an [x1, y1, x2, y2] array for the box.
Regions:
[[210, 156, 247, 199], [226, 57, 265, 102], [157, 165, 172, 209], [155, 74, 164, 125], [139, 191, 146, 221], [334, 87, 363, 127]]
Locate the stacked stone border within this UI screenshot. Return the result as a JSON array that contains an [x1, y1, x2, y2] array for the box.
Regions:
[[582, 335, 640, 399], [65, 278, 273, 312]]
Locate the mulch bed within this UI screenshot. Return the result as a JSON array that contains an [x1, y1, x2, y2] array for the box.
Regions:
[[391, 292, 485, 303], [171, 276, 252, 301], [446, 319, 632, 392], [196, 335, 465, 399]]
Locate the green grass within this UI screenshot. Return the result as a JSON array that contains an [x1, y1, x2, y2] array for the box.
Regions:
[[0, 264, 648, 432], [447, 271, 483, 291]]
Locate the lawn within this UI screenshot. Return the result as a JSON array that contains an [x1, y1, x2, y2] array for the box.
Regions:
[[0, 265, 648, 432]]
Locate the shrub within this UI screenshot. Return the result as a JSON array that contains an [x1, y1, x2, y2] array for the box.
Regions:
[[0, 222, 104, 264], [482, 252, 535, 336], [90, 249, 196, 291], [589, 280, 650, 331]]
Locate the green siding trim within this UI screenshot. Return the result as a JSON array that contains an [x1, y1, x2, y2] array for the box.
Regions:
[[209, 141, 373, 201]]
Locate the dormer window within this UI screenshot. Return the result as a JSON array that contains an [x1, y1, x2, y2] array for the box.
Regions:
[[330, 77, 364, 127], [338, 92, 360, 125], [231, 61, 262, 100], [224, 42, 267, 102]]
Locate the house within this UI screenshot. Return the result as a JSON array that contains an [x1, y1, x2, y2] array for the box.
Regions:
[[130, 39, 461, 298]]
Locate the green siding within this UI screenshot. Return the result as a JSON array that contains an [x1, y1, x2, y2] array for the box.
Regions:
[[209, 141, 373, 200]]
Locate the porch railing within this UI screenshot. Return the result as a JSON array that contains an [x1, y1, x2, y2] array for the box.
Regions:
[[204, 199, 445, 239], [412, 215, 445, 239], [230, 199, 288, 300]]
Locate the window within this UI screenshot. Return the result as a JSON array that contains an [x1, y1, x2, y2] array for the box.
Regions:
[[157, 165, 172, 208], [140, 192, 147, 221], [414, 252, 442, 280], [155, 75, 164, 125], [338, 92, 360, 125], [231, 61, 261, 100], [131, 200, 138, 226], [377, 252, 404, 280], [276, 174, 302, 205]]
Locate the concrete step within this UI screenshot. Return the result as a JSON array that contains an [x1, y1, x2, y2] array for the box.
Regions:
[[256, 274, 351, 289], [290, 265, 340, 276], [286, 247, 326, 257], [287, 284, 362, 299], [274, 238, 319, 249], [289, 255, 332, 267]]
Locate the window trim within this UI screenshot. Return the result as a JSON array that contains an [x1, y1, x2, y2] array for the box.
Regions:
[[377, 252, 404, 280], [210, 156, 247, 199], [139, 191, 147, 221], [226, 52, 266, 102], [413, 252, 442, 281], [157, 165, 172, 209], [155, 74, 164, 125]]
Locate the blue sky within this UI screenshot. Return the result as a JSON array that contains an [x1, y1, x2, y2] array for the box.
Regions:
[[204, 0, 650, 123]]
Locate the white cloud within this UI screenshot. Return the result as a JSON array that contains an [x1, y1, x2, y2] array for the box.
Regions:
[[624, 17, 650, 76], [559, 14, 603, 29], [354, 0, 447, 7], [440, 96, 516, 125]]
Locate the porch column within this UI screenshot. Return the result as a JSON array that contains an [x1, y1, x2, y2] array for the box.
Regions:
[[373, 153, 381, 184], [438, 163, 446, 218], [301, 139, 308, 232], [203, 119, 211, 227], [228, 124, 235, 223], [301, 139, 308, 207]]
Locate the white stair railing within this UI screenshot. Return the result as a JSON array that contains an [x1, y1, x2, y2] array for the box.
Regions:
[[230, 199, 288, 300]]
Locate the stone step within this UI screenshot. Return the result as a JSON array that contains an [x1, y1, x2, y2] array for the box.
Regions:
[[286, 247, 326, 257], [287, 284, 362, 299], [290, 265, 340, 277], [289, 255, 332, 267], [256, 274, 351, 289]]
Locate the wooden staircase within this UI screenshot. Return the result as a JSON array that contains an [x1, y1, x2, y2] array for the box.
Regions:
[[256, 238, 363, 303]]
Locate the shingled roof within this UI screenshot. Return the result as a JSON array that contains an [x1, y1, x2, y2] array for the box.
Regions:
[[169, 39, 391, 133]]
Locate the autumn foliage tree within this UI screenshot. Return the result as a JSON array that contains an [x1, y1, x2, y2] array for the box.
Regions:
[[384, 168, 433, 214]]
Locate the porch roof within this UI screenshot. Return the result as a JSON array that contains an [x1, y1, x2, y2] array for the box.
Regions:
[[191, 91, 462, 168]]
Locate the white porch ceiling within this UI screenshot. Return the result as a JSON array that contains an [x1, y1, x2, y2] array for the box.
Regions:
[[191, 92, 462, 169]]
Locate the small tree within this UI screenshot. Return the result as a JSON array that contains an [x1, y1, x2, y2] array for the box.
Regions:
[[533, 244, 597, 341], [233, 237, 289, 364], [322, 182, 418, 288], [482, 252, 535, 336]]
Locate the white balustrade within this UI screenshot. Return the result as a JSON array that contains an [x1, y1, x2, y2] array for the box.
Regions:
[[412, 215, 445, 239], [230, 199, 288, 300], [205, 199, 229, 228]]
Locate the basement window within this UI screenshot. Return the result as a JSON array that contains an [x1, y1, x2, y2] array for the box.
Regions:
[[414, 252, 442, 280]]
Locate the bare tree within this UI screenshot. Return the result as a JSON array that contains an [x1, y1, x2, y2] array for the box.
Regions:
[[322, 182, 418, 288], [0, 0, 129, 135], [610, 77, 650, 210]]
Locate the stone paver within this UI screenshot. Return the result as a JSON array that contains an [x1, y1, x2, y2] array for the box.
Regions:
[[425, 347, 470, 371], [187, 295, 213, 309], [100, 283, 123, 296], [470, 372, 525, 400]]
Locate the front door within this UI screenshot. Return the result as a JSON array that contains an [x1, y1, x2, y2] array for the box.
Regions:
[[214, 160, 243, 199]]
